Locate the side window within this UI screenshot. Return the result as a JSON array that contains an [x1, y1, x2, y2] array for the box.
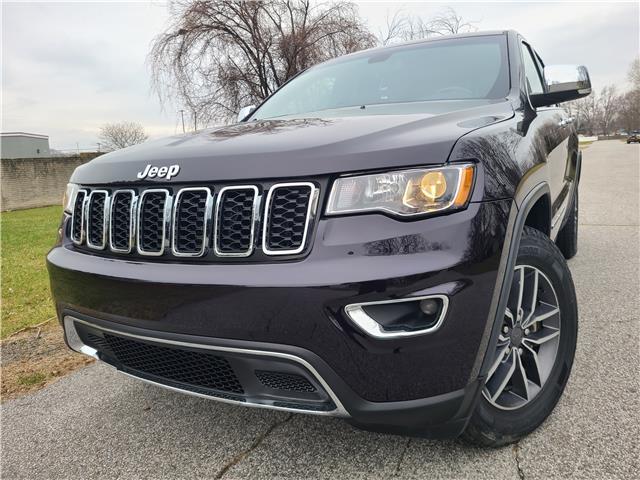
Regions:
[[521, 43, 544, 95]]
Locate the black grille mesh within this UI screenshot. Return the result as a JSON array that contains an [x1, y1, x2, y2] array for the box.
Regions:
[[255, 370, 316, 392], [87, 192, 106, 247], [110, 192, 133, 251], [71, 191, 86, 242], [139, 191, 167, 253], [216, 189, 255, 254], [102, 334, 244, 394], [265, 185, 312, 251], [174, 190, 208, 253]]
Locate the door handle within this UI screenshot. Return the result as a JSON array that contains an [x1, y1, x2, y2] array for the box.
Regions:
[[558, 117, 574, 127]]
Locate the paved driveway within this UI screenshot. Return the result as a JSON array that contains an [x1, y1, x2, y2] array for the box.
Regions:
[[2, 141, 639, 479]]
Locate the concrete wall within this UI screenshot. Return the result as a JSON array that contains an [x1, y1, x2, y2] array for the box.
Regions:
[[1, 154, 102, 211]]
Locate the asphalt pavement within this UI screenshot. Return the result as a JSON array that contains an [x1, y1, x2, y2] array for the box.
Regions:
[[2, 140, 638, 479]]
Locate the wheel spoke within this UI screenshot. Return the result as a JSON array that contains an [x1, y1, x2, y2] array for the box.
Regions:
[[516, 267, 525, 314], [522, 302, 559, 329], [523, 326, 560, 345], [522, 342, 542, 385], [510, 349, 530, 400], [487, 344, 510, 379], [486, 350, 516, 402], [505, 308, 516, 328], [522, 269, 539, 326]]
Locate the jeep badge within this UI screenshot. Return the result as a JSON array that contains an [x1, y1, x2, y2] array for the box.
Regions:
[[137, 164, 180, 180]]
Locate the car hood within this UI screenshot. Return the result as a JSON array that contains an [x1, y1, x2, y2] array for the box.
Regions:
[[72, 100, 514, 185]]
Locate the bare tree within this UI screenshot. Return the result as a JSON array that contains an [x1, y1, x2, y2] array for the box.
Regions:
[[565, 94, 600, 135], [628, 57, 640, 90], [376, 7, 477, 45], [598, 85, 618, 136], [98, 122, 148, 151], [149, 0, 376, 126], [618, 89, 640, 133], [429, 7, 478, 35]]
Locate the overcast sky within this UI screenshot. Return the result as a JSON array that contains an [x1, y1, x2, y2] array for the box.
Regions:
[[2, 1, 638, 151]]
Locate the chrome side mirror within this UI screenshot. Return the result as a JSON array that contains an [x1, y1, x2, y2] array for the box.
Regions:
[[530, 65, 591, 108], [237, 105, 256, 123]]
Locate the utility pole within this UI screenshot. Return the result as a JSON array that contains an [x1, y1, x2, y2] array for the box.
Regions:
[[178, 109, 186, 133], [76, 142, 80, 155]]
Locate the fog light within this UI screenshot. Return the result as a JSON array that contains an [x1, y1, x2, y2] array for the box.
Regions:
[[419, 298, 439, 315], [344, 295, 448, 339]]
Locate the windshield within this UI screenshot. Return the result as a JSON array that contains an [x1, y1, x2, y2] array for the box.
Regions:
[[251, 35, 510, 120]]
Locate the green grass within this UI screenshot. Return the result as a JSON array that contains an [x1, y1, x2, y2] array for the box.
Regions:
[[16, 372, 47, 386], [1, 206, 62, 338]]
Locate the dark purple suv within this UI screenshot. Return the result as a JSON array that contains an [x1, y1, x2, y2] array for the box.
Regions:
[[48, 31, 590, 446]]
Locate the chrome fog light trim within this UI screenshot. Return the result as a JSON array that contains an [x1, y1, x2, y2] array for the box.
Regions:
[[344, 295, 449, 339]]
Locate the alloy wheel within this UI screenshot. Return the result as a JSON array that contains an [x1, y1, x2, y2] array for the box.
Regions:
[[483, 264, 561, 410]]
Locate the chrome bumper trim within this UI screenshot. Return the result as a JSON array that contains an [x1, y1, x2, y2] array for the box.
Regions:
[[63, 315, 349, 417]]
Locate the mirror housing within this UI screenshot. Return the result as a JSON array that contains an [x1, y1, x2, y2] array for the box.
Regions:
[[237, 105, 256, 123], [530, 65, 591, 108]]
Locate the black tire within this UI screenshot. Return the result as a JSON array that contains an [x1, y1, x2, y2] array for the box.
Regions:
[[462, 227, 578, 447], [556, 189, 578, 259]]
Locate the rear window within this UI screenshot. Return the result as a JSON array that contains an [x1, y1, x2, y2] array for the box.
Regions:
[[252, 35, 509, 119]]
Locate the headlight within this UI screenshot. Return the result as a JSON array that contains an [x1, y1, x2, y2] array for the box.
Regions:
[[63, 183, 80, 213], [326, 164, 475, 217]]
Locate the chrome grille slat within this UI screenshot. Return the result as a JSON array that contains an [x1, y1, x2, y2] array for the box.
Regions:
[[136, 189, 171, 256], [262, 182, 317, 256], [86, 190, 109, 250], [214, 186, 258, 257], [71, 190, 88, 245], [171, 187, 212, 257], [109, 190, 136, 253]]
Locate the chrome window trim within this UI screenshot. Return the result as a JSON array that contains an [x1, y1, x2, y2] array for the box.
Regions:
[[86, 190, 110, 251], [63, 315, 349, 417], [70, 189, 88, 245], [136, 189, 171, 257], [344, 294, 449, 339], [171, 187, 213, 258], [109, 190, 137, 254], [262, 182, 318, 256], [213, 185, 259, 258]]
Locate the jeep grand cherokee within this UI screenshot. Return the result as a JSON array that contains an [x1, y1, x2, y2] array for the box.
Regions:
[[47, 31, 590, 446]]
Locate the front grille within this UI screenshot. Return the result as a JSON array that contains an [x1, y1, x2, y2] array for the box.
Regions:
[[102, 334, 244, 394], [172, 188, 210, 256], [137, 190, 168, 255], [264, 183, 314, 254], [70, 182, 317, 260], [255, 370, 316, 392]]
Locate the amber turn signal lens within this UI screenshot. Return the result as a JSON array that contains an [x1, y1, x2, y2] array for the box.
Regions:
[[453, 166, 475, 207], [420, 171, 447, 201]]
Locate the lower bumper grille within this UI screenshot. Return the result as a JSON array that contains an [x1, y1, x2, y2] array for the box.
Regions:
[[100, 333, 244, 394], [69, 316, 344, 416]]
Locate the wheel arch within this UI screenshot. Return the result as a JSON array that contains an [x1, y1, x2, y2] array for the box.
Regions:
[[471, 181, 551, 382], [524, 193, 552, 237]]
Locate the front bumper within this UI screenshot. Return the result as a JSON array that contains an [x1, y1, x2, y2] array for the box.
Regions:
[[48, 199, 510, 436]]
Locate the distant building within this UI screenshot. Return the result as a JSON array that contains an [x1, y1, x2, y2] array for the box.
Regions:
[[0, 132, 50, 159]]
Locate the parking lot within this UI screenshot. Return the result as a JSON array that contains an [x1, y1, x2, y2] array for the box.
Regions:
[[1, 140, 638, 479]]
